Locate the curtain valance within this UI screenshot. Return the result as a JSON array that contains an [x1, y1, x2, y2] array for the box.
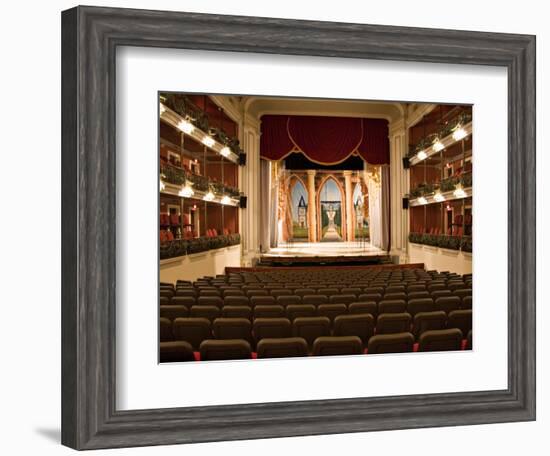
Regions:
[[260, 115, 389, 165]]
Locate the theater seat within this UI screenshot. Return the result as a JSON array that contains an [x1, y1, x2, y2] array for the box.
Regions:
[[223, 289, 245, 297], [407, 298, 435, 317], [447, 309, 472, 336], [175, 289, 197, 298], [303, 295, 328, 306], [221, 305, 252, 320], [160, 341, 195, 362], [436, 296, 461, 314], [312, 336, 363, 356], [383, 292, 407, 301], [418, 328, 463, 352], [160, 305, 188, 321], [317, 288, 339, 297], [412, 311, 447, 339], [367, 332, 414, 354], [329, 294, 356, 305], [253, 318, 292, 343], [199, 339, 252, 361], [254, 304, 285, 319], [172, 317, 211, 350], [358, 293, 382, 304], [293, 317, 331, 349], [295, 288, 316, 297], [256, 337, 308, 358], [277, 295, 302, 307], [171, 296, 196, 308], [250, 296, 277, 308], [160, 289, 174, 299], [341, 287, 362, 296], [197, 296, 223, 308], [224, 296, 249, 307], [286, 304, 316, 320], [270, 288, 292, 297], [212, 318, 252, 344], [461, 296, 473, 310], [348, 302, 377, 317], [376, 313, 411, 335], [190, 305, 220, 322], [378, 299, 407, 314], [317, 304, 347, 323], [431, 290, 452, 300], [159, 317, 173, 342], [333, 314, 375, 344]]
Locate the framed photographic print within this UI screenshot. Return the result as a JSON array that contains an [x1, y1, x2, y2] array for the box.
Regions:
[[61, 5, 536, 450]]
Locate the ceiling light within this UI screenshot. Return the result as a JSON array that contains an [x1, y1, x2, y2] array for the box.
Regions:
[[179, 183, 194, 198], [453, 184, 466, 198], [202, 135, 215, 148], [452, 127, 467, 141], [177, 119, 194, 134], [417, 150, 428, 160], [433, 140, 445, 152], [203, 191, 215, 202]]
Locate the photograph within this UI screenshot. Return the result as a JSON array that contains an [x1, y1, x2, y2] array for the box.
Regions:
[[158, 93, 473, 362]]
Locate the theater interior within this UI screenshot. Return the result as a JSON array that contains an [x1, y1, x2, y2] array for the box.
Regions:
[[158, 93, 473, 362]]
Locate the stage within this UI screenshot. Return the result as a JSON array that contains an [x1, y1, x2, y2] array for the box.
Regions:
[[258, 241, 392, 267]]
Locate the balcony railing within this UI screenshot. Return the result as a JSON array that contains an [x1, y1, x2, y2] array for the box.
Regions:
[[160, 233, 241, 260]]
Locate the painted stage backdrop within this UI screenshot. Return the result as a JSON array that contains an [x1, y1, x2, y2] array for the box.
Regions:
[[320, 179, 343, 242], [291, 179, 309, 240]]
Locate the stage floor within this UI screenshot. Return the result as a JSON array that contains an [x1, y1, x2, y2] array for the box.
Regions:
[[264, 241, 385, 258]]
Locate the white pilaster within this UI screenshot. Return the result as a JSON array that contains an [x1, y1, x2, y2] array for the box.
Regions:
[[389, 118, 409, 262], [241, 113, 261, 266]]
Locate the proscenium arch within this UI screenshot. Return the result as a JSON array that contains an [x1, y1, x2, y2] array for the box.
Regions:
[[316, 174, 346, 241]]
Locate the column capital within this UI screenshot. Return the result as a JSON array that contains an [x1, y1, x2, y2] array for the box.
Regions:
[[342, 170, 353, 177], [306, 169, 316, 176]]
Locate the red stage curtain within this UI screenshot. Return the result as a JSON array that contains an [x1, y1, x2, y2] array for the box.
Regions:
[[260, 115, 389, 165]]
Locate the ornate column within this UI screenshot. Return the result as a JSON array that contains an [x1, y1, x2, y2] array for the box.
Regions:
[[241, 113, 261, 265], [307, 170, 317, 243], [343, 171, 354, 241], [389, 117, 408, 262]]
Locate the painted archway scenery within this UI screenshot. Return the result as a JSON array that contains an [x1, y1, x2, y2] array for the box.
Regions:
[[290, 177, 309, 240], [353, 182, 369, 239], [319, 177, 343, 242]]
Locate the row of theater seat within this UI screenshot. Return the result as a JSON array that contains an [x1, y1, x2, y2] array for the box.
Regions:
[[161, 328, 472, 362], [161, 291, 472, 307], [163, 268, 471, 283], [161, 286, 472, 299], [160, 297, 471, 322], [162, 278, 472, 291], [160, 309, 472, 349]]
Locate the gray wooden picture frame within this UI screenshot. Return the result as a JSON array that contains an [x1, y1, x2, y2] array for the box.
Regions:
[[61, 5, 536, 450]]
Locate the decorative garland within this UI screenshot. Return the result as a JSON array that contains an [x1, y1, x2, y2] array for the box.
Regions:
[[160, 233, 241, 260], [409, 232, 472, 252], [160, 164, 240, 198], [407, 172, 472, 199], [161, 93, 245, 156], [407, 111, 472, 158]]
